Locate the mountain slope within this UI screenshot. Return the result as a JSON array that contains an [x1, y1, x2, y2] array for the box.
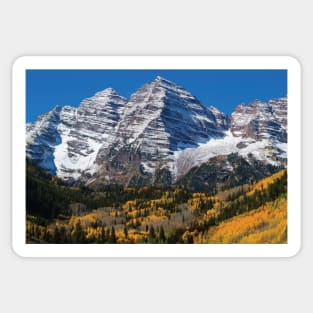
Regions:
[[87, 76, 230, 186], [172, 98, 287, 180], [176, 153, 281, 192], [231, 98, 287, 142], [26, 77, 287, 189], [198, 197, 287, 243], [26, 164, 287, 244], [193, 169, 287, 243], [26, 88, 127, 181], [26, 105, 63, 175]]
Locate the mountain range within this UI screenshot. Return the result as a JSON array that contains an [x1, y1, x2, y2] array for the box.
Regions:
[[26, 76, 287, 190]]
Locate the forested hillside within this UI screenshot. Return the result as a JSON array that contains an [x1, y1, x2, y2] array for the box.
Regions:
[[26, 159, 287, 244]]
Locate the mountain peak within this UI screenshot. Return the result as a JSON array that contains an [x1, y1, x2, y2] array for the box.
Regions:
[[269, 97, 287, 103], [155, 75, 168, 81], [231, 98, 287, 142], [95, 87, 120, 97], [52, 104, 62, 111], [153, 75, 177, 86], [26, 74, 287, 187], [209, 105, 222, 113]]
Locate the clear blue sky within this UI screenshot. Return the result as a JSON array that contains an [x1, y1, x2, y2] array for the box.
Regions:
[[26, 69, 287, 122]]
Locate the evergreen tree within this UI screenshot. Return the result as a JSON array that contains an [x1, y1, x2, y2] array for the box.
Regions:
[[54, 226, 61, 243], [59, 226, 67, 243]]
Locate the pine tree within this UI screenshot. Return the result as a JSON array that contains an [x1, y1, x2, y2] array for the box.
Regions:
[[60, 226, 67, 243], [54, 226, 61, 243]]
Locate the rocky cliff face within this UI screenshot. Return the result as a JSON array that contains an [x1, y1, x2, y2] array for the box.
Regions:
[[26, 105, 63, 175], [269, 98, 287, 130], [26, 88, 127, 181], [92, 76, 229, 186], [116, 76, 229, 149], [230, 98, 287, 143], [26, 76, 287, 188]]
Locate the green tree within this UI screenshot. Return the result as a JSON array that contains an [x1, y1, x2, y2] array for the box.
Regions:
[[54, 226, 61, 243], [59, 226, 67, 243]]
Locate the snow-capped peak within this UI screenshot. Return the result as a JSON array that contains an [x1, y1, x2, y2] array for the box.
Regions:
[[231, 98, 287, 142], [154, 75, 175, 85], [52, 104, 62, 111], [155, 75, 166, 81], [151, 76, 195, 98], [94, 87, 121, 97], [26, 77, 287, 187]]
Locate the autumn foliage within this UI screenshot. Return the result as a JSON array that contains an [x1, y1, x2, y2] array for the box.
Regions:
[[26, 162, 287, 244]]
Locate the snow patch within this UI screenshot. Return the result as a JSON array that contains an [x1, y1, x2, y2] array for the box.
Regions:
[[172, 131, 286, 180]]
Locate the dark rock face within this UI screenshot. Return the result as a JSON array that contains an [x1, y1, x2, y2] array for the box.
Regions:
[[176, 153, 281, 192]]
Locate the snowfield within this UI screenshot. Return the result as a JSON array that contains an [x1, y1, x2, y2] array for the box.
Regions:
[[172, 131, 287, 180]]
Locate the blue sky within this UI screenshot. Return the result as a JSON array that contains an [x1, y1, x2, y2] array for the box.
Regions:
[[26, 69, 287, 122]]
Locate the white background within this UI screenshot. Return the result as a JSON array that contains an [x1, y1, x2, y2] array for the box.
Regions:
[[0, 1, 310, 312]]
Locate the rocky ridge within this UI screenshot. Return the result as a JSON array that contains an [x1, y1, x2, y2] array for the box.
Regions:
[[26, 76, 287, 187]]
